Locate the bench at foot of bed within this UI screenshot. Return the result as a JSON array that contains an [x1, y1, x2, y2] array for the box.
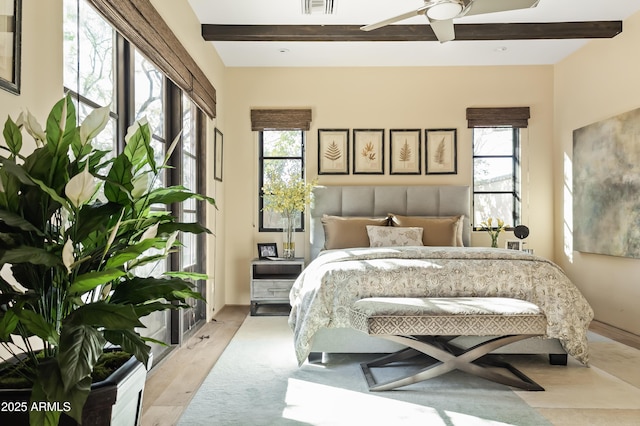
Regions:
[[350, 297, 548, 392]]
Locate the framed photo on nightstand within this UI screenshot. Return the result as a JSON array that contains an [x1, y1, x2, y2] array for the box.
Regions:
[[505, 240, 523, 250], [257, 243, 278, 259]]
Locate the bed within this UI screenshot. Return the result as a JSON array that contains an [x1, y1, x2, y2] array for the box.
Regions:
[[288, 185, 594, 366]]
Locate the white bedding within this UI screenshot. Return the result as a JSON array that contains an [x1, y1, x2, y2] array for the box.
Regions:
[[288, 246, 594, 366]]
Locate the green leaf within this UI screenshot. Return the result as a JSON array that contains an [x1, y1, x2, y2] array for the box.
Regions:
[[28, 175, 71, 211], [164, 270, 208, 280], [0, 310, 19, 341], [0, 246, 60, 267], [45, 96, 77, 157], [132, 300, 181, 317], [66, 301, 144, 329], [110, 276, 203, 305], [104, 153, 133, 204], [124, 122, 155, 173], [16, 310, 59, 346], [2, 116, 22, 156], [158, 221, 211, 236], [58, 323, 105, 392], [103, 329, 151, 366], [68, 269, 126, 294], [0, 208, 43, 234], [30, 376, 63, 426], [104, 238, 159, 269], [75, 201, 121, 242], [35, 357, 92, 425], [0, 156, 37, 185]]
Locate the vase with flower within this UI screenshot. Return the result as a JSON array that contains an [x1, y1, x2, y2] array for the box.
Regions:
[[480, 217, 509, 248], [262, 175, 315, 258]]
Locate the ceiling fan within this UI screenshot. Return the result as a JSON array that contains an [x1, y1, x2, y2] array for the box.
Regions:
[[361, 0, 540, 42]]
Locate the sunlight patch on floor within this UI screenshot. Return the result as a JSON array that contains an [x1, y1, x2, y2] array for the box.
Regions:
[[283, 378, 520, 426]]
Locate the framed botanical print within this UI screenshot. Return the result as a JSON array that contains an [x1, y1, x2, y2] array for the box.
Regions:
[[214, 127, 223, 182], [0, 0, 21, 95], [353, 129, 384, 174], [390, 129, 421, 175], [425, 128, 457, 174], [318, 129, 349, 175]]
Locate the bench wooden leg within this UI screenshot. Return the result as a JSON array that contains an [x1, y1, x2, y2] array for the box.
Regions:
[[360, 334, 544, 392]]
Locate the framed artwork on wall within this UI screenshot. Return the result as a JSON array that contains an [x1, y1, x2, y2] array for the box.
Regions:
[[214, 127, 223, 182], [390, 129, 421, 175], [0, 0, 21, 95], [318, 129, 349, 175], [353, 129, 384, 174], [425, 128, 457, 175]]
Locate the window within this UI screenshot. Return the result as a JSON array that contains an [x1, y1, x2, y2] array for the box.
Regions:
[[473, 127, 521, 228], [64, 0, 208, 355], [259, 130, 305, 231]]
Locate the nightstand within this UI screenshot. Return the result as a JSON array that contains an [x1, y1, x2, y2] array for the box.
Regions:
[[250, 258, 305, 316]]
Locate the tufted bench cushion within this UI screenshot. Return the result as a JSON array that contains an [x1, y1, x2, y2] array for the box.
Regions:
[[350, 297, 547, 337]]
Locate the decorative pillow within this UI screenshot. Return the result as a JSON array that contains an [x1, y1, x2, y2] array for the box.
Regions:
[[321, 215, 389, 250], [388, 214, 465, 247], [366, 226, 424, 247]]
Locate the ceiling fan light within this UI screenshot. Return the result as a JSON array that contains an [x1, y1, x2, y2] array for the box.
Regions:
[[426, 1, 463, 21]]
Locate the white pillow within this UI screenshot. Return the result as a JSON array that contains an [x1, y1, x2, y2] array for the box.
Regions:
[[366, 226, 424, 247]]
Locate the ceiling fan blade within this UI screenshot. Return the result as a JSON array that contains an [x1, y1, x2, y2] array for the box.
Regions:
[[463, 0, 539, 17], [361, 6, 429, 31], [428, 17, 455, 42]]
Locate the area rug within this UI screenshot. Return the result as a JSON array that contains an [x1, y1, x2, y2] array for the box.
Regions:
[[178, 316, 554, 426]]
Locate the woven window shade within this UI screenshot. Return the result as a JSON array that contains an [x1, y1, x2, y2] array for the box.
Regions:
[[86, 0, 216, 118], [251, 109, 312, 131], [466, 107, 530, 128]]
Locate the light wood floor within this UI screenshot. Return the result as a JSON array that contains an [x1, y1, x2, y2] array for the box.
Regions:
[[140, 307, 640, 426]]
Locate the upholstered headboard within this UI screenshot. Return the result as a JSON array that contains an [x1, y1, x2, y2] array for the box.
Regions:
[[309, 185, 471, 260]]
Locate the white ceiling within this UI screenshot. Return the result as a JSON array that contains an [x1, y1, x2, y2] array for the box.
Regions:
[[187, 0, 640, 67]]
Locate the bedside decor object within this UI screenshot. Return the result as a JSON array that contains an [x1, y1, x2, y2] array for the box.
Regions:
[[258, 242, 278, 259], [390, 129, 421, 174], [0, 96, 215, 425], [353, 129, 384, 174], [318, 129, 349, 174], [262, 176, 316, 258], [425, 128, 457, 174], [480, 217, 508, 248], [505, 240, 523, 250]]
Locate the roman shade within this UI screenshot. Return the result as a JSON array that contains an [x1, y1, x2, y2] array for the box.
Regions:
[[466, 107, 530, 128], [86, 0, 216, 118], [251, 109, 313, 131]]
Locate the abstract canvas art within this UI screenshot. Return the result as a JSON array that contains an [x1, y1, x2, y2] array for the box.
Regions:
[[573, 107, 640, 258]]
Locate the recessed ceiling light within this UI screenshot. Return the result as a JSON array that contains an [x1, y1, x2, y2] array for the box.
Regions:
[[495, 46, 508, 52], [278, 48, 290, 54]]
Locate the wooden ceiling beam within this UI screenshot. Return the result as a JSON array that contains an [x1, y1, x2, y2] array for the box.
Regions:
[[202, 21, 622, 42]]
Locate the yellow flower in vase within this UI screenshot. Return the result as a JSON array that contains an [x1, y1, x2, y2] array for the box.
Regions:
[[480, 217, 509, 248]]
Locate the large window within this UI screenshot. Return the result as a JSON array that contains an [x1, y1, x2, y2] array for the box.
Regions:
[[473, 127, 521, 228], [63, 0, 207, 356], [259, 130, 305, 231]]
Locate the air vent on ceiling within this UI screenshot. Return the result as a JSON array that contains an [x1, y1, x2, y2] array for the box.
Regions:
[[302, 0, 335, 15]]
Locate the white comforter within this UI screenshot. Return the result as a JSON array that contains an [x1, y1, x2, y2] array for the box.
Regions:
[[288, 246, 593, 365]]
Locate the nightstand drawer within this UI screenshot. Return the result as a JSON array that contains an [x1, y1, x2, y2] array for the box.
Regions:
[[251, 280, 294, 300]]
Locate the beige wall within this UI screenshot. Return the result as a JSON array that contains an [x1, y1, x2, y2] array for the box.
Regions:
[[223, 66, 555, 304], [554, 11, 640, 335]]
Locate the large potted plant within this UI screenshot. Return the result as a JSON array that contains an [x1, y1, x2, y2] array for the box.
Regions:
[[0, 96, 215, 425]]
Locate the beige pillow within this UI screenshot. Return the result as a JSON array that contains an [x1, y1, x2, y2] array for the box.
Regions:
[[366, 226, 424, 247], [389, 214, 464, 247], [321, 215, 389, 250]]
